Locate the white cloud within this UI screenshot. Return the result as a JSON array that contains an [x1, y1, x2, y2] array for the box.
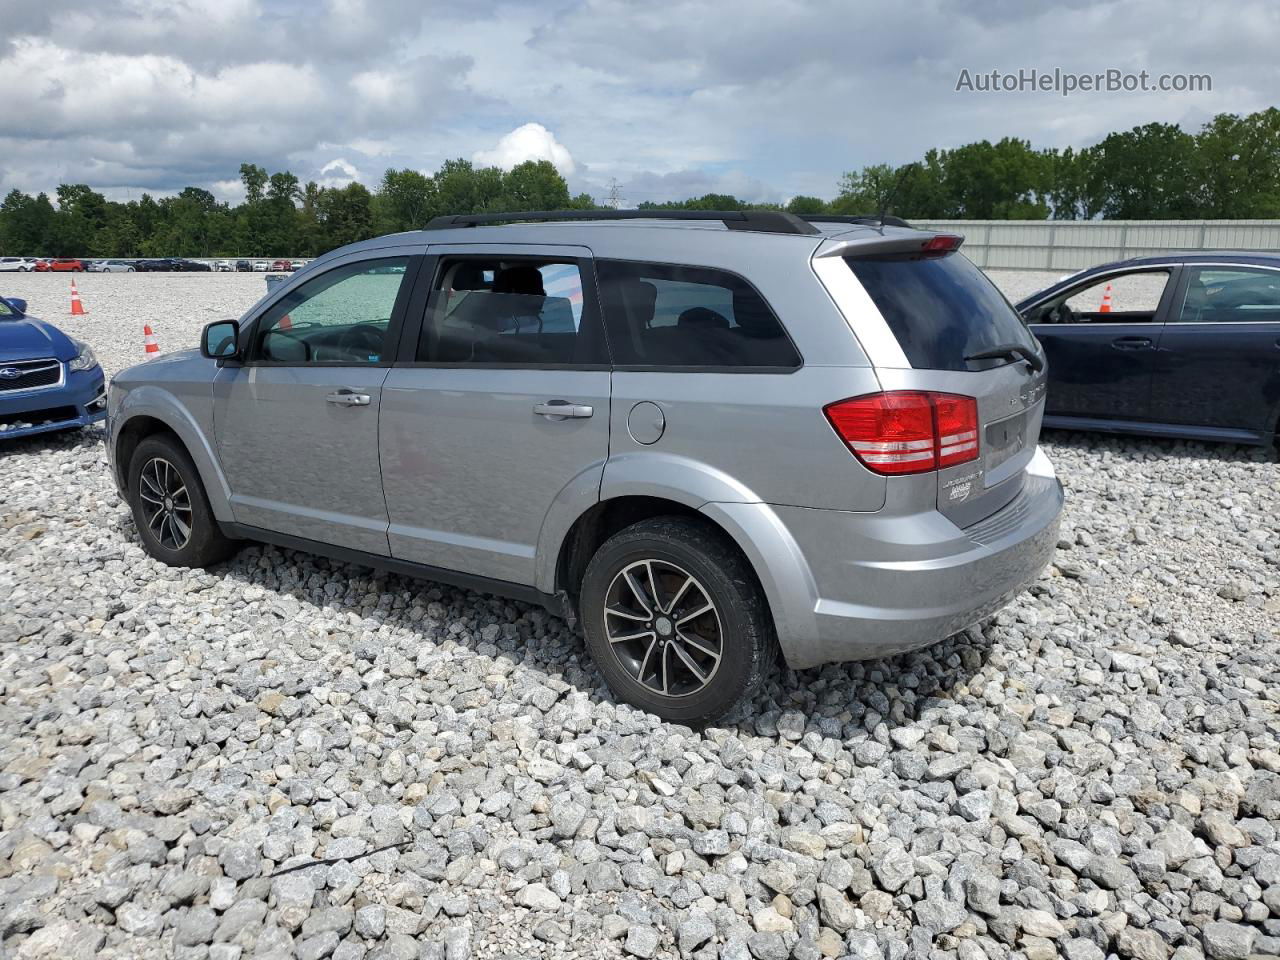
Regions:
[[1, 0, 1278, 205], [473, 123, 575, 175], [318, 158, 362, 187]]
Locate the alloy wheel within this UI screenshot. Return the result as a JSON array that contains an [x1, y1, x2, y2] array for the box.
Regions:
[[139, 457, 193, 550], [603, 559, 723, 697]]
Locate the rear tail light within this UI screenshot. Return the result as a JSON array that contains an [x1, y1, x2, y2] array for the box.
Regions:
[[824, 391, 979, 475]]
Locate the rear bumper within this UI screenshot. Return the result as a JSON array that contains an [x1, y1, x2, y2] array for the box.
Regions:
[[0, 367, 107, 440], [760, 447, 1063, 669]]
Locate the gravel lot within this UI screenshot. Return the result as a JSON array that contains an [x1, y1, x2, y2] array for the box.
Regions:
[[1, 271, 1278, 960]]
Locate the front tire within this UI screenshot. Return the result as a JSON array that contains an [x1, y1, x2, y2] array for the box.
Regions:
[[127, 434, 236, 567], [580, 516, 775, 724]]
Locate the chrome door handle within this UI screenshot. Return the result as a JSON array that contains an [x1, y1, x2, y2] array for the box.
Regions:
[[326, 390, 371, 406], [533, 400, 593, 420]]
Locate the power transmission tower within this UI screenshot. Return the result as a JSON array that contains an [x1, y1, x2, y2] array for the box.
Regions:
[[606, 178, 623, 210]]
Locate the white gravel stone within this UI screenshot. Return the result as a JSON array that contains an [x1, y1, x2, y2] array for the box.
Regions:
[[0, 271, 1276, 958]]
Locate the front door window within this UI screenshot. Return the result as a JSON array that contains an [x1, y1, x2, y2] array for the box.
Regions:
[[252, 258, 411, 364]]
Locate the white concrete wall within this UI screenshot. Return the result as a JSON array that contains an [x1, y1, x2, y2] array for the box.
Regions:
[[914, 219, 1280, 271]]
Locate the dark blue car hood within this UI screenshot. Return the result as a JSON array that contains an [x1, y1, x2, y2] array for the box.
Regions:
[[0, 315, 77, 362]]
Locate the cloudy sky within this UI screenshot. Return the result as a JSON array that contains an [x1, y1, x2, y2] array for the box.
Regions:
[[2, 0, 1277, 205]]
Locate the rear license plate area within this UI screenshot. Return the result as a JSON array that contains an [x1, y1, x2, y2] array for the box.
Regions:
[[985, 411, 1027, 472]]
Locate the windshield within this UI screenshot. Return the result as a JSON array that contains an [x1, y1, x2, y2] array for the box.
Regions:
[[0, 299, 15, 318], [846, 253, 1038, 372]]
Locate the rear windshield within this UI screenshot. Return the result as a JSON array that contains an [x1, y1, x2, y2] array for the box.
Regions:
[[846, 253, 1037, 372]]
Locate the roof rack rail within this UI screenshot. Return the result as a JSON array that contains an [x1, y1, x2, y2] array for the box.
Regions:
[[799, 214, 914, 229], [424, 209, 821, 236]]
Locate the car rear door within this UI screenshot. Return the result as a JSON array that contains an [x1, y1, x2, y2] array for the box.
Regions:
[[1152, 264, 1280, 438], [378, 244, 610, 586], [212, 251, 422, 555]]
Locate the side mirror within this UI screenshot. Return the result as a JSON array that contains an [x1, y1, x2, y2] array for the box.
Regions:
[[5, 298, 27, 315], [201, 319, 241, 362]]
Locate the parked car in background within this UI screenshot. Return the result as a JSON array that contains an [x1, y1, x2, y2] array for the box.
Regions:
[[271, 259, 294, 272], [35, 258, 87, 272], [0, 295, 106, 438], [291, 260, 306, 271], [215, 260, 235, 272], [1017, 252, 1280, 447], [252, 261, 269, 272], [106, 209, 1062, 723], [235, 260, 253, 272], [0, 258, 38, 272], [89, 260, 137, 273], [137, 259, 177, 272], [172, 259, 212, 272]]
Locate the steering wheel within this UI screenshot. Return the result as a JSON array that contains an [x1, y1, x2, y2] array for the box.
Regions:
[[337, 323, 386, 359]]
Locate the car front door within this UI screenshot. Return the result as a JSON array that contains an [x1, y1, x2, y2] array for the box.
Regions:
[[213, 252, 422, 555], [1152, 264, 1280, 438], [379, 244, 610, 586], [1025, 267, 1178, 424]]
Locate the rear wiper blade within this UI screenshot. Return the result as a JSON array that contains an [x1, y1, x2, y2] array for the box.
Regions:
[[965, 343, 1044, 373]]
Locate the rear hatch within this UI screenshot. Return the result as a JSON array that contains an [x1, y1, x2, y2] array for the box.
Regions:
[[839, 239, 1048, 526]]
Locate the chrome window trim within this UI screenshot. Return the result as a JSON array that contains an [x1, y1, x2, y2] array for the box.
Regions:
[[1023, 261, 1280, 312]]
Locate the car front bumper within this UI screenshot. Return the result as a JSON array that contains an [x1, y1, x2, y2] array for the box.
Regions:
[[0, 365, 107, 440], [757, 447, 1064, 670]]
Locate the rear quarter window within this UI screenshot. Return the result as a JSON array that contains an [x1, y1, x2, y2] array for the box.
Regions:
[[596, 260, 801, 369], [847, 253, 1037, 372]]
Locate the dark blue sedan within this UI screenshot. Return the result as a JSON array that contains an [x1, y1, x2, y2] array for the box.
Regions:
[[0, 296, 107, 439], [1016, 253, 1280, 447]]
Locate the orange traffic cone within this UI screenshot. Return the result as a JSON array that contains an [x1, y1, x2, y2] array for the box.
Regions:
[[1099, 284, 1112, 313], [70, 280, 87, 316], [143, 324, 160, 355], [279, 313, 292, 331]]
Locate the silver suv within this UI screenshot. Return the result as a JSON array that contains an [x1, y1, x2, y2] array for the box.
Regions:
[[106, 210, 1063, 723]]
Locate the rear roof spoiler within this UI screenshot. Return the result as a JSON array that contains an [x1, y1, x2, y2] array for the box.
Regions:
[[800, 214, 914, 229], [814, 230, 964, 259]]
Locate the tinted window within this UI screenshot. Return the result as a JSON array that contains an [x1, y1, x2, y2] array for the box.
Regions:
[[847, 253, 1037, 372], [416, 258, 605, 365], [1178, 267, 1280, 322], [254, 257, 409, 364], [596, 260, 800, 369]]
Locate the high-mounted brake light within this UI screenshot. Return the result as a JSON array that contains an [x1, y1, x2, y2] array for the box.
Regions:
[[921, 234, 963, 255], [824, 391, 979, 476]]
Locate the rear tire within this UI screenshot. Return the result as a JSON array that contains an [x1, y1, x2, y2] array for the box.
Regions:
[[127, 434, 237, 568], [580, 516, 775, 724]]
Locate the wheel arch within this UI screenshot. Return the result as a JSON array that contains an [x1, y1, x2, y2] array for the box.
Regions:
[[111, 388, 233, 522], [541, 488, 820, 667]]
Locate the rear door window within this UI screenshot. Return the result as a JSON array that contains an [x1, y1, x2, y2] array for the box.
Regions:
[[846, 253, 1037, 372], [596, 260, 801, 369], [415, 257, 606, 365], [1177, 267, 1280, 323]]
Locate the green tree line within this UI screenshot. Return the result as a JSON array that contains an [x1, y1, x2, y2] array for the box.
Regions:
[[3, 108, 1278, 258], [669, 108, 1280, 221], [0, 158, 595, 258]]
